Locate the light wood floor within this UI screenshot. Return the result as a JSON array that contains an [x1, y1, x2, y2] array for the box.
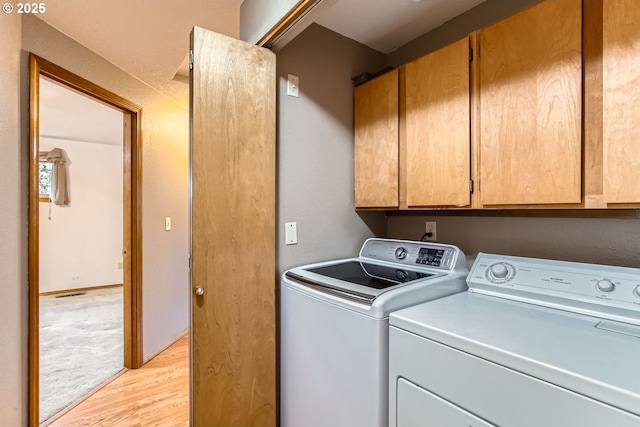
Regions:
[[47, 334, 189, 427]]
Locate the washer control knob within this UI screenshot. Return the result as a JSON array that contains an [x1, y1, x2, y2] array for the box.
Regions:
[[490, 263, 509, 279], [634, 286, 640, 298], [596, 279, 615, 293], [395, 247, 408, 260]]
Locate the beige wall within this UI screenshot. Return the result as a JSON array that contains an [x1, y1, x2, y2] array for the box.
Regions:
[[0, 11, 27, 427], [240, 0, 300, 44], [387, 214, 640, 268], [21, 14, 190, 362], [276, 24, 387, 272]]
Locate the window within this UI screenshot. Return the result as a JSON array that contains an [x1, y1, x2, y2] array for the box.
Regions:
[[39, 161, 53, 202]]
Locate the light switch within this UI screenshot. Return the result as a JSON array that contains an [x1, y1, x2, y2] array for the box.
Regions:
[[287, 74, 299, 98], [285, 222, 297, 245], [165, 217, 171, 231]]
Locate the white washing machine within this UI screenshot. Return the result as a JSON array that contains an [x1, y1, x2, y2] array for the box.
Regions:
[[389, 253, 640, 427], [280, 238, 468, 427]]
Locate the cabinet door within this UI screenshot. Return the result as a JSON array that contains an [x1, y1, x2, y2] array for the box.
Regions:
[[479, 0, 582, 206], [191, 27, 276, 426], [405, 37, 471, 208], [603, 0, 640, 203], [354, 70, 399, 208]]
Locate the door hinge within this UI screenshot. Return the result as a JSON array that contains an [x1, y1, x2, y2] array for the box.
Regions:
[[470, 179, 474, 194], [188, 253, 192, 271], [469, 47, 474, 62], [189, 50, 194, 71]]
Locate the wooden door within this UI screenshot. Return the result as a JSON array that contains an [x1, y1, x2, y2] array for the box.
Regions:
[[479, 0, 582, 206], [404, 37, 471, 208], [354, 70, 399, 209], [190, 27, 276, 427], [603, 0, 640, 204]]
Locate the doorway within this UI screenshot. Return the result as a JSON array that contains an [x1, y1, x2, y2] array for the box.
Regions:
[[38, 75, 125, 423], [28, 54, 143, 427]]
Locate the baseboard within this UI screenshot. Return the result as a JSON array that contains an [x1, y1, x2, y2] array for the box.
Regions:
[[39, 283, 123, 297], [143, 327, 189, 364]]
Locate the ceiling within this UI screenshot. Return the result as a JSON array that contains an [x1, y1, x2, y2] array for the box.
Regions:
[[39, 77, 124, 146], [316, 0, 485, 54], [37, 0, 485, 107]]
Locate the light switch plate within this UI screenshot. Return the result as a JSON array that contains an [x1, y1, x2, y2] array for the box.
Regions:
[[287, 74, 299, 98], [165, 217, 172, 231], [285, 222, 297, 245]]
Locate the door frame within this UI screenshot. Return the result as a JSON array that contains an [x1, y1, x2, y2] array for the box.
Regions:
[[27, 53, 144, 426]]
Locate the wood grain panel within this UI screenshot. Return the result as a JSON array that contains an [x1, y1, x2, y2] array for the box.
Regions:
[[28, 53, 41, 427], [479, 0, 582, 205], [583, 0, 604, 208], [469, 31, 482, 209], [405, 37, 471, 207], [354, 70, 399, 208], [190, 27, 276, 427], [399, 66, 408, 209], [603, 0, 640, 203]]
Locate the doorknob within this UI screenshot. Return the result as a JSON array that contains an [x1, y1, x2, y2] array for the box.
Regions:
[[195, 286, 204, 296]]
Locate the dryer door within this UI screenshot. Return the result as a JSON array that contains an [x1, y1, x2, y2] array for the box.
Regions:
[[397, 378, 495, 427]]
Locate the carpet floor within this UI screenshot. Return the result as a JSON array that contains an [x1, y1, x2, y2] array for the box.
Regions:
[[39, 287, 124, 424]]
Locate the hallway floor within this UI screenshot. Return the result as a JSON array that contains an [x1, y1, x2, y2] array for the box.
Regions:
[[47, 334, 189, 427]]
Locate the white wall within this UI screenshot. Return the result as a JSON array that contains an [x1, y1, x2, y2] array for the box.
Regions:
[[21, 14, 190, 362], [276, 24, 387, 273], [39, 137, 123, 293], [0, 12, 27, 427]]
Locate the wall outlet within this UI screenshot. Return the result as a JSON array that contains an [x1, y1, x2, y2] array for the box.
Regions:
[[424, 221, 437, 242]]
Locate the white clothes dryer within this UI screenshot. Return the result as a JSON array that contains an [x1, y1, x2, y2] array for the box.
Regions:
[[389, 253, 640, 427]]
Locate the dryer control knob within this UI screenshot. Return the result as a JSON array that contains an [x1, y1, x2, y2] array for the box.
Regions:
[[490, 263, 509, 279], [596, 279, 615, 293], [634, 285, 640, 298]]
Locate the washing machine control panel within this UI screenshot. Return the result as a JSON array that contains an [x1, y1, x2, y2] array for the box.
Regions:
[[359, 238, 465, 272], [469, 253, 640, 324]]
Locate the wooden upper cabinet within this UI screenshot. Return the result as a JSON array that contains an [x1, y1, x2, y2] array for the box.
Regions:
[[404, 37, 471, 208], [354, 69, 399, 208], [478, 0, 582, 206], [603, 0, 640, 204]]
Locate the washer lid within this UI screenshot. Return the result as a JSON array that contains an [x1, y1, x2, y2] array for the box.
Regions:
[[390, 292, 640, 417], [285, 260, 436, 305]]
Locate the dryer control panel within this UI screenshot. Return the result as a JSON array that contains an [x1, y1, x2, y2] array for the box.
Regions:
[[468, 253, 640, 325]]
